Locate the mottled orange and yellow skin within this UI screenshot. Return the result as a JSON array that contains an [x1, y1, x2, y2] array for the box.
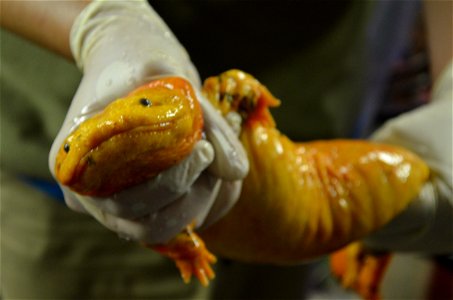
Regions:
[[55, 77, 203, 196], [55, 70, 430, 296]]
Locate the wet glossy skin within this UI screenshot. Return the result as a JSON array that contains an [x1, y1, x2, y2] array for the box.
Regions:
[[55, 77, 203, 196], [199, 70, 429, 298], [54, 70, 429, 290], [200, 70, 429, 263]]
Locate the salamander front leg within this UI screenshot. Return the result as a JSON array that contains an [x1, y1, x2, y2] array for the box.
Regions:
[[147, 225, 217, 286]]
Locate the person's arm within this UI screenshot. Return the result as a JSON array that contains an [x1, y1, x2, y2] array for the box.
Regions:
[[0, 0, 89, 60], [364, 0, 452, 253], [424, 0, 453, 81]]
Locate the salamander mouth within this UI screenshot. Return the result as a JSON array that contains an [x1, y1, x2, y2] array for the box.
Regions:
[[58, 112, 188, 185], [68, 118, 199, 196], [78, 117, 184, 160]]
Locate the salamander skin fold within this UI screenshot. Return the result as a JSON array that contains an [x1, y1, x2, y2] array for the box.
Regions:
[[200, 70, 428, 264]]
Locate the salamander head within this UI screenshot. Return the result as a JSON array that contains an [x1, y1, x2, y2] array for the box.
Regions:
[[55, 77, 203, 196]]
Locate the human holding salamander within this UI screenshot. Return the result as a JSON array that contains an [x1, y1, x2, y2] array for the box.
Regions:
[[3, 0, 249, 245], [1, 0, 451, 299]]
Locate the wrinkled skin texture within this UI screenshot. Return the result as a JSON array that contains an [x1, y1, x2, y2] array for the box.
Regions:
[[55, 71, 429, 295], [200, 70, 429, 298], [200, 70, 429, 263]]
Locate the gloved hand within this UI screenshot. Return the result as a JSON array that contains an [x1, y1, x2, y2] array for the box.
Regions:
[[364, 61, 453, 253], [48, 0, 248, 244]]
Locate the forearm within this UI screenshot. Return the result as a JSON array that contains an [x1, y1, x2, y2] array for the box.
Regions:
[[0, 0, 90, 60], [423, 0, 453, 81]]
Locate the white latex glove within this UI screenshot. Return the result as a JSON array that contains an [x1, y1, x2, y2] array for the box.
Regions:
[[364, 61, 453, 254], [48, 0, 248, 244]]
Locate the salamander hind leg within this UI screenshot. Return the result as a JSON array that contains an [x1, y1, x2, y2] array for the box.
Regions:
[[330, 242, 392, 300]]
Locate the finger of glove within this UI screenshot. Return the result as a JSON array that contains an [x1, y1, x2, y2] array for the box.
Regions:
[[62, 187, 87, 214], [74, 193, 146, 240], [200, 180, 243, 228], [72, 140, 214, 219], [199, 94, 249, 181], [225, 111, 242, 136], [75, 172, 221, 244], [139, 172, 221, 244], [364, 179, 453, 253], [364, 182, 436, 249]]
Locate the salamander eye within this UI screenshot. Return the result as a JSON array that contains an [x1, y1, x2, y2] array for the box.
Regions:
[[139, 98, 152, 107], [64, 143, 70, 153]]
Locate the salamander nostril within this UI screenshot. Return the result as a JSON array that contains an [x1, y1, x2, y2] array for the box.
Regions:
[[139, 98, 152, 107], [64, 143, 70, 153]]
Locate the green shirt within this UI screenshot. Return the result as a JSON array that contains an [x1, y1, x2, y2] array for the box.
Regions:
[[1, 29, 81, 179]]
